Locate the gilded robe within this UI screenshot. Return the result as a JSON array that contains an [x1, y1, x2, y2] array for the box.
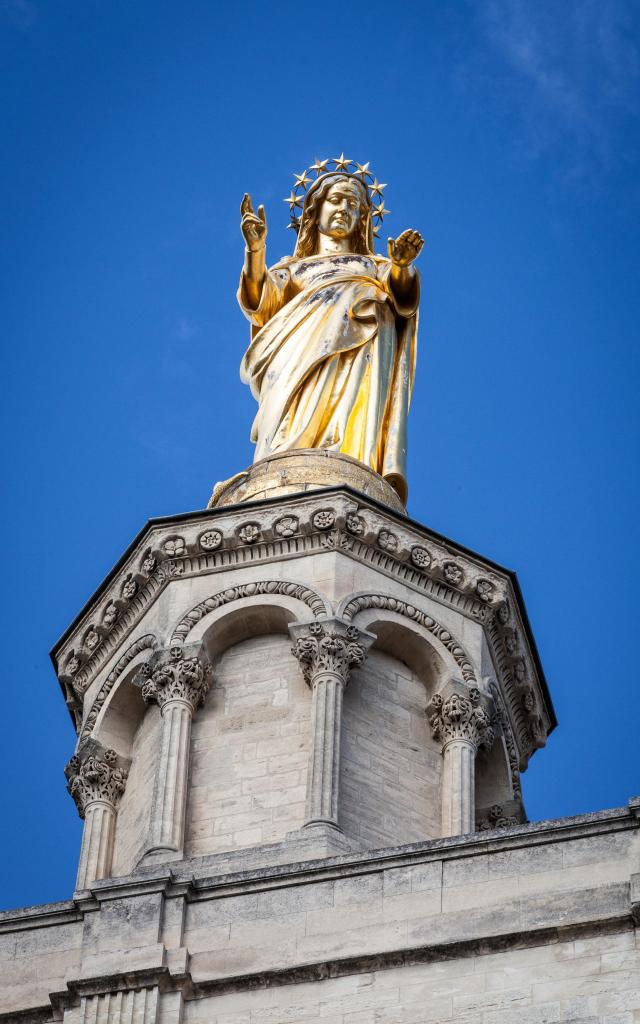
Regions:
[[239, 251, 418, 504]]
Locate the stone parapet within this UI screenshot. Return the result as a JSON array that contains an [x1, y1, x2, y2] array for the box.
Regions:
[[1, 803, 638, 1022]]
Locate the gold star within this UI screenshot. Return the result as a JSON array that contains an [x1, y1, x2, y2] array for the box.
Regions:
[[293, 170, 312, 189], [355, 161, 373, 180], [372, 225, 380, 238], [287, 215, 301, 231], [310, 157, 329, 176], [373, 202, 391, 220], [283, 191, 302, 208], [333, 152, 351, 172], [369, 178, 386, 198]]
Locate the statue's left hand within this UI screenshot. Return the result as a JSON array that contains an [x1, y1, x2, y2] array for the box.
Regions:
[[388, 230, 424, 268]]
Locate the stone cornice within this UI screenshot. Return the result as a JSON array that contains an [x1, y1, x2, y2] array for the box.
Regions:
[[0, 802, 636, 940], [50, 487, 554, 766]]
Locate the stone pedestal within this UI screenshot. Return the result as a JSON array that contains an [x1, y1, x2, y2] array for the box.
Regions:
[[208, 449, 406, 513]]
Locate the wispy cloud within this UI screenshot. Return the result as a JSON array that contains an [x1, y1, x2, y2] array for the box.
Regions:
[[0, 0, 37, 30], [473, 0, 640, 177]]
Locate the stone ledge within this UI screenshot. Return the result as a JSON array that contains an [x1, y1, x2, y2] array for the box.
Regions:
[[0, 802, 637, 931], [190, 914, 634, 999]]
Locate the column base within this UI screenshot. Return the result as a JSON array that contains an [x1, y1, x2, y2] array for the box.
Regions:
[[291, 822, 363, 857]]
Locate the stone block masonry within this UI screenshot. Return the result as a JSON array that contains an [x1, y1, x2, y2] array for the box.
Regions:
[[4, 468, 610, 1024], [1, 804, 639, 1022]]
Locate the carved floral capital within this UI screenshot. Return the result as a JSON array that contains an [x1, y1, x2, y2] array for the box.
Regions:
[[141, 651, 211, 713], [477, 803, 519, 831], [428, 688, 494, 751], [66, 747, 128, 818], [290, 620, 370, 687]]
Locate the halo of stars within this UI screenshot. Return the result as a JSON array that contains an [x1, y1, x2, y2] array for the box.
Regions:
[[284, 155, 389, 237]]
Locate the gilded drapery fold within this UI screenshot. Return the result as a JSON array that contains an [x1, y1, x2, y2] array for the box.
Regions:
[[239, 253, 418, 504]]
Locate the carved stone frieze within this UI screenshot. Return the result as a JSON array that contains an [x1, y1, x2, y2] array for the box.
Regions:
[[488, 680, 522, 800], [199, 528, 223, 550], [66, 746, 129, 818], [53, 490, 550, 771], [377, 529, 399, 553], [237, 522, 261, 544], [163, 536, 186, 557], [476, 579, 494, 603], [320, 528, 352, 550], [291, 620, 369, 687], [443, 561, 464, 586], [428, 689, 494, 750], [345, 512, 365, 535], [141, 650, 211, 713], [274, 515, 299, 537], [410, 545, 431, 569], [312, 509, 335, 530]]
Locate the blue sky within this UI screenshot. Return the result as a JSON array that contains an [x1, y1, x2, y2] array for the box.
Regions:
[[1, 0, 639, 909]]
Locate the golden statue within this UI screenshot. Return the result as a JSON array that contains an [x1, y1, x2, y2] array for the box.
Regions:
[[238, 156, 423, 505]]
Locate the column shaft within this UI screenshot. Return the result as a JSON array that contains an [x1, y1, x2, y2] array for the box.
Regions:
[[441, 738, 476, 837], [76, 799, 116, 889], [306, 672, 344, 826], [148, 698, 193, 855]]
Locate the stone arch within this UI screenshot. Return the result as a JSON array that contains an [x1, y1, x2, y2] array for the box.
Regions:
[[79, 633, 157, 744], [169, 580, 330, 650], [337, 592, 478, 684]]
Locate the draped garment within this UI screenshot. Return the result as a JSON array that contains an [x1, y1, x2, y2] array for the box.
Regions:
[[238, 252, 419, 504]]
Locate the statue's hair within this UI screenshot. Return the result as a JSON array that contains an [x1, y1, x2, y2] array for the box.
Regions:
[[294, 173, 372, 259]]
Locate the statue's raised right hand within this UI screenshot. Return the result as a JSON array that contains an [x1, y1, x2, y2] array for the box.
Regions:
[[241, 193, 267, 252]]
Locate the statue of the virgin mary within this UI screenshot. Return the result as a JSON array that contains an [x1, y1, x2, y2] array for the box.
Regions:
[[238, 158, 423, 505]]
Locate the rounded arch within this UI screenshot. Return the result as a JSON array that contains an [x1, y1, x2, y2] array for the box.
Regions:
[[80, 634, 156, 742], [349, 611, 448, 694], [197, 600, 305, 664], [337, 592, 478, 684], [169, 580, 330, 650]]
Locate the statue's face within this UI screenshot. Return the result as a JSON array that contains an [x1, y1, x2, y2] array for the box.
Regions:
[[317, 180, 363, 240]]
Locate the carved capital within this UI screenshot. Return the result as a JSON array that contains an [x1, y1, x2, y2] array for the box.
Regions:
[[428, 688, 494, 751], [477, 803, 520, 831], [66, 745, 129, 818], [141, 649, 211, 713], [290, 619, 372, 687]]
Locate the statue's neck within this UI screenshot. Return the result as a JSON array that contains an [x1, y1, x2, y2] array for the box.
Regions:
[[317, 234, 352, 256]]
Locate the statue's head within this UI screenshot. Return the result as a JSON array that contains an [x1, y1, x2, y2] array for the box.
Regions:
[[295, 173, 373, 258]]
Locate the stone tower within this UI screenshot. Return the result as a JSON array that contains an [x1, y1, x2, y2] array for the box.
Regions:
[[2, 453, 639, 1021]]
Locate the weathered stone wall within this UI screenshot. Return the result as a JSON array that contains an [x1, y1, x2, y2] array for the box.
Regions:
[[185, 634, 310, 858], [1, 808, 638, 1022], [340, 651, 442, 848], [0, 908, 81, 1018], [183, 931, 640, 1023]]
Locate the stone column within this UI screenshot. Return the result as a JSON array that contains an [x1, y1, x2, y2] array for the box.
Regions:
[[427, 688, 494, 837], [66, 745, 129, 889], [141, 648, 211, 860], [290, 619, 373, 831]]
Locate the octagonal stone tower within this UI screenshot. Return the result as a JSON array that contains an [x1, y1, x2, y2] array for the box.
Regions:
[[52, 452, 554, 891], [5, 451, 640, 1024]]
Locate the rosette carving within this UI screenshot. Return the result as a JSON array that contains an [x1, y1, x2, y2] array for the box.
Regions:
[[291, 621, 368, 686], [142, 652, 210, 713], [66, 747, 128, 818], [428, 689, 494, 750]]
